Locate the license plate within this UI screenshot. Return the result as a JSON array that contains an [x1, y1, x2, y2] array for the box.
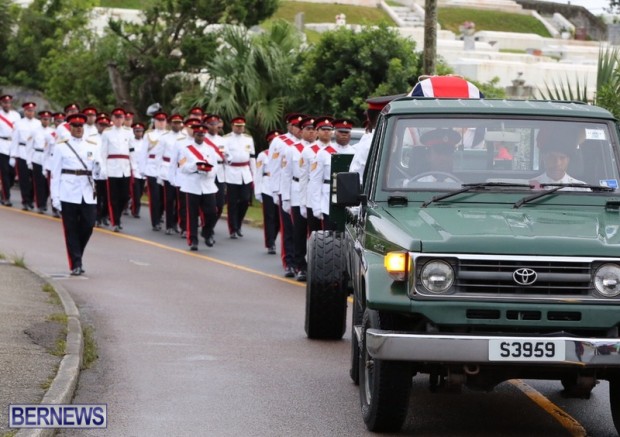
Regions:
[[489, 340, 565, 361]]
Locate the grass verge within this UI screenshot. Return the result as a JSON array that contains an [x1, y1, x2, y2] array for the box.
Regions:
[[82, 325, 98, 369]]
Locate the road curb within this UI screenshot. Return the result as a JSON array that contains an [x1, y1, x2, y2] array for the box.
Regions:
[[15, 268, 83, 437]]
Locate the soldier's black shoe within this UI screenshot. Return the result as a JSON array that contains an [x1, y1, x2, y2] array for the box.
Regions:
[[267, 245, 276, 255], [190, 244, 198, 251], [296, 270, 307, 282], [180, 231, 186, 238], [165, 228, 173, 235], [52, 210, 60, 218], [113, 225, 120, 232], [102, 218, 109, 226], [230, 233, 238, 239], [284, 266, 295, 278], [152, 225, 161, 231], [22, 204, 28, 211], [205, 236, 215, 247], [70, 267, 82, 276], [236, 230, 243, 237], [4, 201, 12, 207]]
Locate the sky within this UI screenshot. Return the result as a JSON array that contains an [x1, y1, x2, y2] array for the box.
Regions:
[[537, 0, 610, 15]]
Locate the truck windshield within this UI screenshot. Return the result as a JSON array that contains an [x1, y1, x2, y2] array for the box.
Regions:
[[382, 117, 620, 193]]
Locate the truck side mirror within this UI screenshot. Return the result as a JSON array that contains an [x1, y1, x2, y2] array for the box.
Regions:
[[336, 172, 366, 206]]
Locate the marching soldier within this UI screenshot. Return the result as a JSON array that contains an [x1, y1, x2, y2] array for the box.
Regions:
[[50, 113, 104, 276], [179, 124, 220, 251], [123, 111, 135, 128], [130, 122, 147, 218], [30, 110, 53, 213], [281, 116, 317, 281], [223, 116, 256, 238], [55, 103, 80, 144], [0, 95, 21, 206], [169, 117, 200, 238], [203, 114, 227, 224], [315, 118, 356, 230], [254, 130, 281, 255], [100, 107, 135, 232], [141, 111, 167, 231], [82, 107, 99, 137], [94, 115, 111, 226], [188, 107, 203, 120], [267, 113, 304, 277], [159, 113, 187, 234], [11, 102, 41, 210]]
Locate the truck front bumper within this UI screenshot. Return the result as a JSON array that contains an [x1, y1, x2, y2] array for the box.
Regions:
[[364, 329, 620, 366]]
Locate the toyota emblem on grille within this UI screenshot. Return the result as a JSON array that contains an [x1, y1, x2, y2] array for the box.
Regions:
[[513, 268, 537, 286]]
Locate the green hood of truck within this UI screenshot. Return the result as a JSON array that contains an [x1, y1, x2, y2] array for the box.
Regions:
[[370, 205, 620, 256]]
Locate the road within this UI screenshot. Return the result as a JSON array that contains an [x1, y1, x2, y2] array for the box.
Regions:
[[0, 204, 618, 436]]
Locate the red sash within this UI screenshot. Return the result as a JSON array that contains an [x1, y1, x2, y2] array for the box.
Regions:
[[281, 135, 294, 146], [311, 145, 320, 154], [324, 146, 337, 154], [187, 145, 213, 171], [0, 113, 14, 129], [203, 137, 224, 160], [294, 143, 304, 153]]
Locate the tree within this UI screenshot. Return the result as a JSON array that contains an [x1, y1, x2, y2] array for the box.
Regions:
[[4, 0, 95, 89], [104, 0, 279, 114], [188, 20, 304, 149], [293, 24, 421, 124], [0, 0, 16, 85]]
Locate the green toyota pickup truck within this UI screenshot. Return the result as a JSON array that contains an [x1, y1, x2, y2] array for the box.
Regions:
[[305, 97, 620, 433]]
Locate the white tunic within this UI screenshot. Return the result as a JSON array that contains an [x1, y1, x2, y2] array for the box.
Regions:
[[11, 117, 41, 160], [50, 137, 103, 205], [100, 126, 134, 178], [223, 132, 256, 185], [0, 109, 21, 155], [267, 132, 296, 196], [179, 141, 220, 195]]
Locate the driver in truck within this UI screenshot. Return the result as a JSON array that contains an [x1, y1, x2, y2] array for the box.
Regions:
[[412, 128, 461, 184]]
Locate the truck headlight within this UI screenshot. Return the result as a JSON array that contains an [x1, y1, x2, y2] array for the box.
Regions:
[[384, 251, 409, 282], [420, 261, 454, 293], [594, 264, 620, 297]]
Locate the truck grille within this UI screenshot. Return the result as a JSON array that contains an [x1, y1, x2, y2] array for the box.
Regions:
[[414, 256, 595, 299]]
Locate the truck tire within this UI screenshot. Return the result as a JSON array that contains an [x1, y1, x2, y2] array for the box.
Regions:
[[359, 309, 411, 432], [305, 231, 348, 339]]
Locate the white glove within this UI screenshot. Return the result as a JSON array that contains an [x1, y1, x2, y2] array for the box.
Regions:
[[27, 162, 33, 170], [156, 177, 163, 185], [255, 193, 262, 203], [9, 157, 15, 167], [313, 209, 322, 220], [273, 195, 279, 206], [52, 198, 61, 211], [300, 205, 307, 218], [281, 199, 291, 215]]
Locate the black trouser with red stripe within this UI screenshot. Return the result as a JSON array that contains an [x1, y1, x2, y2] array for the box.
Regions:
[[278, 196, 295, 270], [16, 157, 33, 207], [146, 176, 163, 228], [226, 182, 251, 234], [261, 193, 279, 248], [186, 192, 216, 247], [32, 163, 48, 210], [215, 177, 225, 222], [163, 180, 177, 231], [291, 205, 307, 272], [0, 153, 12, 203], [60, 200, 96, 270], [176, 187, 187, 232], [106, 176, 130, 227], [131, 177, 145, 217], [95, 179, 109, 223]]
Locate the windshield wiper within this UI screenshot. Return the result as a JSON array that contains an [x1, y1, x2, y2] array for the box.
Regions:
[[421, 182, 533, 208], [513, 183, 614, 209]]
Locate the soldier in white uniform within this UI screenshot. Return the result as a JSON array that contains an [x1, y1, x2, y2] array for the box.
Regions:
[[50, 114, 104, 276], [93, 115, 111, 226], [304, 116, 334, 233], [82, 107, 99, 138], [141, 112, 167, 230], [315, 118, 356, 230], [11, 102, 42, 210], [29, 110, 54, 213], [159, 113, 187, 234], [203, 114, 227, 224], [179, 124, 220, 251], [254, 130, 281, 255], [130, 122, 147, 218], [267, 113, 304, 277], [223, 116, 256, 238], [0, 95, 21, 206], [281, 116, 317, 281], [169, 118, 200, 238], [55, 103, 80, 144], [100, 107, 136, 232]]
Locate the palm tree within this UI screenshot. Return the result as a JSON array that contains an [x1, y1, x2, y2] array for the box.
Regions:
[[194, 20, 304, 149]]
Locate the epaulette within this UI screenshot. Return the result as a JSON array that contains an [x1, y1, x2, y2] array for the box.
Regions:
[[85, 139, 98, 145], [56, 139, 68, 145], [122, 126, 131, 130], [243, 133, 252, 138], [103, 127, 112, 132], [223, 133, 232, 137]]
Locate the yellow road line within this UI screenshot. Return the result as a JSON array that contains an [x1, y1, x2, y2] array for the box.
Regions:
[[509, 379, 587, 437], [2, 205, 304, 286]]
